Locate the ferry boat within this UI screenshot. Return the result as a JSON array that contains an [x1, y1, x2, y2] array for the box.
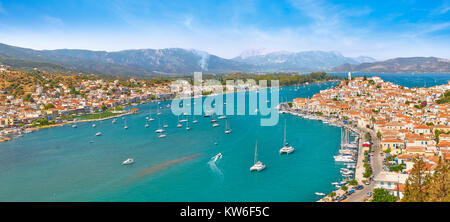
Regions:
[[250, 141, 265, 172], [122, 158, 134, 165]]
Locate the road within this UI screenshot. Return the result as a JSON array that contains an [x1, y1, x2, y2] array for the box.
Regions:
[[346, 128, 384, 202]]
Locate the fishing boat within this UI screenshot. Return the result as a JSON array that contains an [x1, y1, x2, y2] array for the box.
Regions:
[[250, 141, 265, 172], [122, 158, 134, 165], [224, 120, 232, 134], [279, 120, 294, 154]]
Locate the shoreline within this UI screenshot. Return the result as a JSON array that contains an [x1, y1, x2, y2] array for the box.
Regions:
[[279, 105, 364, 202]]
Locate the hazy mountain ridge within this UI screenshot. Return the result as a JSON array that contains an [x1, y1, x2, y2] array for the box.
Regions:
[[330, 57, 450, 73], [232, 50, 372, 71]]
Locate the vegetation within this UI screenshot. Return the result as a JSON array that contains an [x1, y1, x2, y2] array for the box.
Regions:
[[78, 112, 123, 120], [348, 179, 358, 186], [403, 158, 450, 202], [436, 90, 450, 104], [371, 188, 397, 202]]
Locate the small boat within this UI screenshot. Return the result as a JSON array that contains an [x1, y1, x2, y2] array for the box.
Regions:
[[280, 120, 295, 154], [112, 119, 117, 124], [95, 132, 102, 136], [216, 152, 223, 158], [155, 129, 165, 133], [158, 134, 167, 138], [214, 142, 218, 145], [148, 117, 155, 121], [224, 120, 232, 134], [250, 141, 265, 172], [218, 115, 227, 119], [315, 192, 326, 196], [186, 121, 191, 130], [193, 119, 198, 124], [122, 158, 134, 165], [92, 124, 96, 128], [145, 124, 149, 128], [212, 123, 219, 127], [124, 119, 128, 129], [163, 124, 168, 128], [72, 125, 77, 128], [179, 119, 188, 123], [177, 123, 182, 128]]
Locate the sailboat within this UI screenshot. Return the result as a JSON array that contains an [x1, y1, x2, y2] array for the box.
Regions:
[[124, 118, 128, 129], [112, 118, 117, 124], [193, 116, 198, 124], [279, 119, 294, 154], [250, 141, 265, 172], [224, 119, 232, 134], [186, 119, 191, 130], [177, 115, 182, 128], [155, 118, 165, 133], [210, 113, 217, 123]]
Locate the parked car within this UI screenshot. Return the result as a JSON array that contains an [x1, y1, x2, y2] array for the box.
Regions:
[[348, 189, 355, 195], [365, 180, 370, 185], [357, 185, 364, 190], [367, 192, 372, 197]]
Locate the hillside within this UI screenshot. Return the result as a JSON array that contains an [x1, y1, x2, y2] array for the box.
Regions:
[[330, 57, 450, 73]]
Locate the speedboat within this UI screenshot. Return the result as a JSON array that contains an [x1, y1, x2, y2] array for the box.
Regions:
[[315, 192, 326, 196], [122, 158, 134, 165], [216, 153, 223, 158], [158, 134, 166, 138], [124, 126, 128, 129], [148, 117, 155, 121], [225, 129, 232, 134], [95, 132, 102, 136], [193, 120, 198, 124], [163, 124, 168, 128], [212, 123, 219, 127]]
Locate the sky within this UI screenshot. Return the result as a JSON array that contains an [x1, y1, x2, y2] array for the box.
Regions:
[[0, 0, 450, 60]]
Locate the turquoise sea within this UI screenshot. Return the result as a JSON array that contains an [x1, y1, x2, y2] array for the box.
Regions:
[[0, 73, 448, 202]]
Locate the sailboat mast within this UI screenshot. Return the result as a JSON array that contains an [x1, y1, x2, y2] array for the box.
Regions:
[[254, 141, 258, 164], [283, 119, 287, 145]]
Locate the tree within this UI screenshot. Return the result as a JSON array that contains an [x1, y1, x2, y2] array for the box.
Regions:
[[403, 157, 430, 202], [371, 188, 397, 202], [44, 103, 55, 109], [341, 185, 348, 191], [377, 131, 382, 139], [426, 160, 450, 202], [348, 179, 358, 186]]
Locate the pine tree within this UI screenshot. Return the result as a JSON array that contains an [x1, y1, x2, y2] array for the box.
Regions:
[[403, 157, 430, 202], [427, 160, 450, 202]]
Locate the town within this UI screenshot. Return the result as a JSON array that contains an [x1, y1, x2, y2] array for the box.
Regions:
[[289, 73, 450, 202]]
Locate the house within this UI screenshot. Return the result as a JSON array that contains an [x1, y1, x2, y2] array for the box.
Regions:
[[381, 139, 405, 154], [373, 171, 409, 199]]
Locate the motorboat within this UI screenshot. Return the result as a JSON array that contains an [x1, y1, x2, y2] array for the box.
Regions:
[[122, 158, 134, 165], [95, 132, 102, 136]]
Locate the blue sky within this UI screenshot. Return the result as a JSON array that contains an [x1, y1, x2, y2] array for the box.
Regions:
[[0, 0, 449, 59]]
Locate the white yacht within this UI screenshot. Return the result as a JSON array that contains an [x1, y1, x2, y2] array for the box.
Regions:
[[212, 123, 219, 127], [279, 120, 295, 154], [155, 118, 165, 133], [95, 132, 102, 136], [224, 120, 232, 134], [250, 141, 265, 172], [122, 158, 134, 165], [315, 192, 326, 196]]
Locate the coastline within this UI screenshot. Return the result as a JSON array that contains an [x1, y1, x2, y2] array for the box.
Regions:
[[279, 105, 364, 202]]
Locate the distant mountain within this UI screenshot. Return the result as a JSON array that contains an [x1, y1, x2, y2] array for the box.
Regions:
[[330, 57, 450, 73], [0, 43, 251, 76], [233, 50, 373, 71]]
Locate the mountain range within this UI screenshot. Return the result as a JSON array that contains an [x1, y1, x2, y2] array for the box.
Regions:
[[330, 57, 450, 73], [0, 43, 449, 76]]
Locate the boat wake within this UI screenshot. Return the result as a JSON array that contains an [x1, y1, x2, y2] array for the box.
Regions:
[[208, 154, 223, 176]]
